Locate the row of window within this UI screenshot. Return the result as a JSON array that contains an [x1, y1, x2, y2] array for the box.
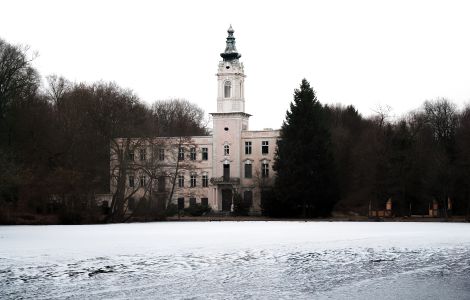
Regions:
[[244, 163, 270, 178], [123, 141, 269, 162], [178, 147, 209, 161], [128, 175, 147, 188], [244, 141, 269, 155], [177, 197, 209, 210], [124, 147, 209, 162], [127, 164, 269, 189], [221, 141, 270, 157], [178, 174, 209, 188], [128, 174, 210, 189]]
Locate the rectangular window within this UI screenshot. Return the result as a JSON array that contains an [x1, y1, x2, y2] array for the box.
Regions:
[[245, 163, 252, 178], [262, 141, 269, 154], [243, 191, 253, 207], [262, 163, 269, 178], [128, 175, 135, 188], [127, 149, 134, 161], [202, 147, 208, 160], [159, 149, 165, 161], [190, 147, 196, 160], [245, 141, 252, 155], [177, 197, 184, 210], [202, 175, 208, 187], [178, 147, 184, 161], [178, 175, 184, 188], [140, 175, 146, 187], [201, 197, 209, 207], [139, 149, 146, 161], [189, 197, 196, 207], [190, 175, 197, 188], [224, 145, 230, 155]]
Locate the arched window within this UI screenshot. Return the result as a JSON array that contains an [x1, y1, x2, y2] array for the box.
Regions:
[[224, 81, 231, 98], [224, 144, 230, 155]]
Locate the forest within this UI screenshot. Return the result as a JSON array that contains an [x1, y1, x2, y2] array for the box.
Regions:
[[1, 37, 469, 223]]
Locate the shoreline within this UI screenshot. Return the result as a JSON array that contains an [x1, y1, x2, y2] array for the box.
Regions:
[[2, 213, 469, 225]]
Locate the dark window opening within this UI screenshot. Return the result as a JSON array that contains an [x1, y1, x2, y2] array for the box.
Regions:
[[177, 197, 185, 210], [245, 163, 252, 178], [262, 141, 269, 154], [223, 164, 230, 182]]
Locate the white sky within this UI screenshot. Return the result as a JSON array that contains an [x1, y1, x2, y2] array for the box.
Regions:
[[1, 0, 470, 130]]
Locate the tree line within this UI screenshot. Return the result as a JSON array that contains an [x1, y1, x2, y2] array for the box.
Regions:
[[0, 38, 207, 224], [1, 37, 470, 223], [264, 79, 470, 218]]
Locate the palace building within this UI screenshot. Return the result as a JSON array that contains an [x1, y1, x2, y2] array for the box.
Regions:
[[109, 26, 280, 214]]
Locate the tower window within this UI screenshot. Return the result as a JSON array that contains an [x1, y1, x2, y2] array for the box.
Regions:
[[224, 144, 230, 155], [224, 81, 231, 98]]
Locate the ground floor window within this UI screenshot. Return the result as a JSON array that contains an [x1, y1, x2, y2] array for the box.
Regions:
[[189, 197, 196, 207], [243, 191, 253, 207], [177, 197, 184, 210], [201, 197, 208, 206]]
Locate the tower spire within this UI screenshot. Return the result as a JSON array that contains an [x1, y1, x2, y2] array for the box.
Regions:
[[220, 25, 241, 61]]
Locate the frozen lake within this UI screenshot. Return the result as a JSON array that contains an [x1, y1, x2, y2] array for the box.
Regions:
[[1, 221, 470, 299]]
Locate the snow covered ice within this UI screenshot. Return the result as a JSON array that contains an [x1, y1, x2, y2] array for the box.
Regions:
[[1, 221, 470, 299]]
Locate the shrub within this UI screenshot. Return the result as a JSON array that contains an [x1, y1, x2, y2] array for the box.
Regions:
[[165, 203, 178, 216], [184, 203, 212, 216], [233, 192, 250, 216]]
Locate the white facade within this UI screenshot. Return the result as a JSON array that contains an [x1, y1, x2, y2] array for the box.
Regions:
[[110, 26, 280, 214]]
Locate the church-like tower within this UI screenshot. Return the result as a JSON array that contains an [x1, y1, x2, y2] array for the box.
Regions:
[[210, 26, 251, 210], [216, 25, 246, 114]]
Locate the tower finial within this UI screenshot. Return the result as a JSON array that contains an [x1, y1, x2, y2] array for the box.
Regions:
[[221, 25, 241, 61]]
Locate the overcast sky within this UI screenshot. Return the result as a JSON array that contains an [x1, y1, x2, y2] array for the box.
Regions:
[[1, 0, 469, 129]]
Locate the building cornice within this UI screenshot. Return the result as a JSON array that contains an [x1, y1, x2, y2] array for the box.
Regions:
[[210, 112, 252, 118]]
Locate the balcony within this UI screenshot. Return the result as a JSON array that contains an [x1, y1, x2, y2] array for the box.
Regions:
[[210, 177, 240, 185]]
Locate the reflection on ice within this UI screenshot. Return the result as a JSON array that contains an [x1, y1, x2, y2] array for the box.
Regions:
[[1, 222, 470, 299]]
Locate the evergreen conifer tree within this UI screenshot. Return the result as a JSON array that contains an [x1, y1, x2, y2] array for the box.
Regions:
[[270, 79, 339, 217]]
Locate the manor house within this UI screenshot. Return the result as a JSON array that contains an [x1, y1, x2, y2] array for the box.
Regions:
[[110, 26, 279, 213]]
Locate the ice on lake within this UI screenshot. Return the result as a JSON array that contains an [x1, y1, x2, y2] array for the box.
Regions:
[[1, 221, 470, 299]]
